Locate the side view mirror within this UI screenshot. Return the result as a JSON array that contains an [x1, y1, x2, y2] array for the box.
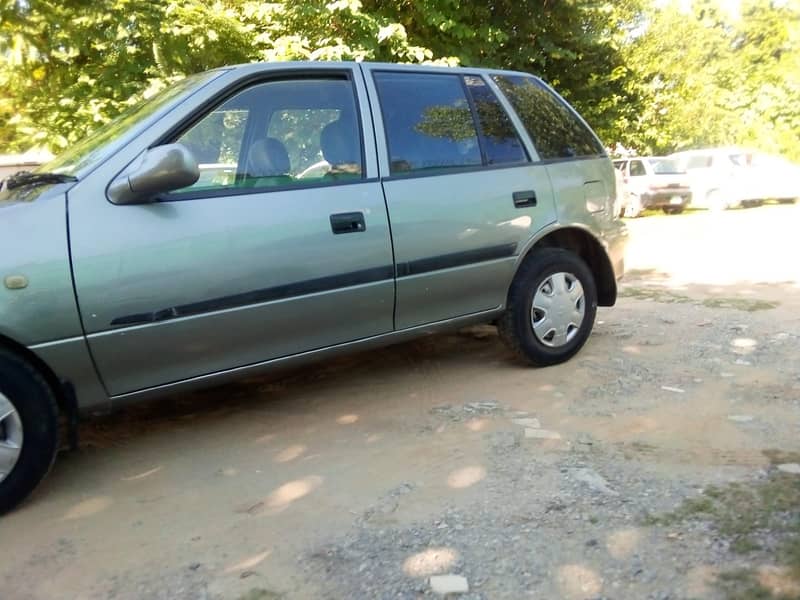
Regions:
[[108, 143, 199, 205]]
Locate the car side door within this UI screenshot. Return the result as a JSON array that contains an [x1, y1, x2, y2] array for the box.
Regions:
[[362, 66, 557, 329], [68, 67, 395, 396]]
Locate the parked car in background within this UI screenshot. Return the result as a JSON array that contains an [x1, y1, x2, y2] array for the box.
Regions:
[[669, 147, 800, 210], [0, 61, 626, 512], [742, 152, 800, 204], [612, 156, 692, 217]]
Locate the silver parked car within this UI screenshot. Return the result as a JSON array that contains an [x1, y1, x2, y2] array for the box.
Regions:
[[0, 61, 626, 512]]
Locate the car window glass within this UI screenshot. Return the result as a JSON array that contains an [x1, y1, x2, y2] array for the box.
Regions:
[[648, 158, 682, 174], [171, 78, 362, 195], [463, 75, 528, 165], [686, 155, 712, 169], [492, 74, 604, 160], [373, 71, 481, 175], [629, 160, 646, 176]]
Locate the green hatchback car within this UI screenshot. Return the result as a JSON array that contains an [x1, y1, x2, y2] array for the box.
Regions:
[[0, 61, 626, 512]]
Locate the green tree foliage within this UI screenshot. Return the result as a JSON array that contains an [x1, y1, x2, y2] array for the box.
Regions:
[[623, 0, 800, 161], [1, 0, 799, 162], [363, 0, 646, 146]]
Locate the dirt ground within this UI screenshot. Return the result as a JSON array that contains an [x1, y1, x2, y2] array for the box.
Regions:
[[2, 203, 800, 600]]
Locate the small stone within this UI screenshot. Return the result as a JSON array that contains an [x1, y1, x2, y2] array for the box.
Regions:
[[430, 574, 469, 595], [720, 372, 735, 378], [240, 570, 255, 579], [512, 418, 541, 428], [525, 428, 561, 440], [734, 358, 752, 366], [586, 539, 598, 547], [777, 463, 800, 475], [188, 563, 201, 571], [728, 415, 754, 423]]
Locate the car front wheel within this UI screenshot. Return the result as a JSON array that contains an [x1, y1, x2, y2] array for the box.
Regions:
[[498, 248, 598, 366], [0, 349, 59, 514]]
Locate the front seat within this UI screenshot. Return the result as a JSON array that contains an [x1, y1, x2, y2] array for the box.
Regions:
[[319, 119, 361, 180], [242, 137, 293, 188]]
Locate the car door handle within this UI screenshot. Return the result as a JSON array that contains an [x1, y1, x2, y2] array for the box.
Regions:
[[330, 212, 366, 234], [513, 190, 537, 208]]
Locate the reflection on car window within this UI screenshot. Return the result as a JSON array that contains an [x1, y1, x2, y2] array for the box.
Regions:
[[492, 75, 604, 160], [41, 72, 221, 177], [374, 71, 481, 175], [171, 78, 363, 195], [463, 76, 528, 165]]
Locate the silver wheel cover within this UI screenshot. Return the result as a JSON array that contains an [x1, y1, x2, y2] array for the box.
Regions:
[[530, 272, 586, 348], [0, 393, 23, 484]]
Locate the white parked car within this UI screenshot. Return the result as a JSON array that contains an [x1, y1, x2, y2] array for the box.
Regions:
[[669, 147, 800, 210], [612, 156, 692, 217]]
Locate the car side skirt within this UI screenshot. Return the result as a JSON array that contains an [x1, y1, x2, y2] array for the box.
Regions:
[[107, 306, 504, 412]]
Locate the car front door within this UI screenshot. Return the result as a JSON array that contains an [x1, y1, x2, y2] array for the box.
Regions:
[[68, 68, 394, 396], [362, 66, 557, 329]]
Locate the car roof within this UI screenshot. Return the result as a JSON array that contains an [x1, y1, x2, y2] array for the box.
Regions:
[[214, 60, 540, 80]]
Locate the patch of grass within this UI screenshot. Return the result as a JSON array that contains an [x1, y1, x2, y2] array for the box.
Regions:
[[701, 297, 779, 312], [619, 286, 693, 304], [619, 286, 778, 312], [716, 569, 776, 600], [643, 457, 800, 598]]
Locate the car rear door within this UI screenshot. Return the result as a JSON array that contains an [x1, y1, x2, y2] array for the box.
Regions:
[[68, 66, 395, 395], [361, 65, 557, 329]]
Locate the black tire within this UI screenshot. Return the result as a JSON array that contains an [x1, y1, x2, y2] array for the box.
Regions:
[[0, 348, 59, 514], [498, 248, 598, 367], [662, 206, 684, 215]]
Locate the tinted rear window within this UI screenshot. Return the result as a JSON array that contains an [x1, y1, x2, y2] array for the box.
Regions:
[[493, 75, 604, 160], [373, 72, 481, 174]]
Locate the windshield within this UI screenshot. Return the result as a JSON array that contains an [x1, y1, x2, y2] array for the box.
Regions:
[[648, 158, 683, 174], [40, 71, 223, 177]]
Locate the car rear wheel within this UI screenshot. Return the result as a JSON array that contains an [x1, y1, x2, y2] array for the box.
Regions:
[[498, 248, 597, 366], [0, 349, 59, 514], [662, 206, 684, 215]]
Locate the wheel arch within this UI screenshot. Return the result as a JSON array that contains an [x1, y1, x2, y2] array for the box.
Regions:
[[0, 333, 73, 423], [514, 225, 617, 307]]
